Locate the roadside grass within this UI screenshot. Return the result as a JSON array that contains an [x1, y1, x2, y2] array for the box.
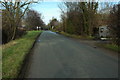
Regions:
[[96, 43, 120, 52], [2, 31, 42, 78], [60, 31, 94, 40], [104, 44, 120, 52], [59, 31, 119, 52]]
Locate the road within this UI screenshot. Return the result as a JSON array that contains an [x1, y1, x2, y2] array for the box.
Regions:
[[25, 31, 118, 78]]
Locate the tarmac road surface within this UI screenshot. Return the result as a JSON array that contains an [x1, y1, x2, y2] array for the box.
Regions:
[[25, 31, 118, 78]]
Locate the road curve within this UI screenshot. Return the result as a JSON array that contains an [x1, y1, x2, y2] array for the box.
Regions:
[[25, 31, 118, 78]]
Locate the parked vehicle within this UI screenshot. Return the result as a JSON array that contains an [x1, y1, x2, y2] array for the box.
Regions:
[[99, 25, 110, 40]]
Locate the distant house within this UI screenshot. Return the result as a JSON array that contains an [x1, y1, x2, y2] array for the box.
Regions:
[[99, 25, 109, 38]]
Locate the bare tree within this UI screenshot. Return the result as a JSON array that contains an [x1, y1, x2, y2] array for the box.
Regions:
[[1, 0, 37, 42], [25, 9, 44, 30], [59, 1, 98, 36], [108, 4, 120, 46]]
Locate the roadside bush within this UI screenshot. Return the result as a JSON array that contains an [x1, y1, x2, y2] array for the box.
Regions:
[[2, 28, 26, 44], [15, 28, 27, 39], [2, 30, 8, 44]]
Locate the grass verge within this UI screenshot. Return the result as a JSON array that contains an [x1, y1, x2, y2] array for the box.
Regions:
[[96, 43, 120, 52], [59, 31, 94, 40], [2, 31, 42, 78], [59, 31, 119, 52]]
